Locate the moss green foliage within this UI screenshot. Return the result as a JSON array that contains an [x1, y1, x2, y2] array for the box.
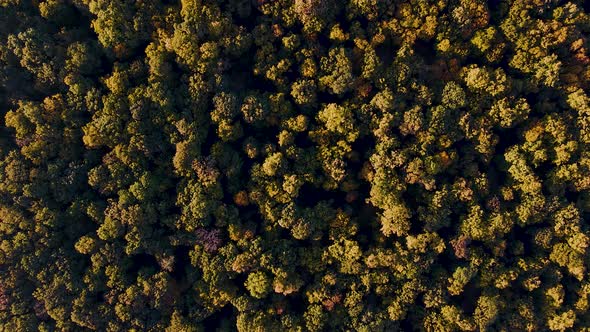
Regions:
[[1, 0, 590, 331]]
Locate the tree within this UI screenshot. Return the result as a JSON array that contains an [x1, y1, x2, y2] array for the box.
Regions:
[[245, 271, 271, 299], [317, 103, 358, 142], [293, 0, 337, 34], [380, 202, 412, 237], [319, 47, 355, 95], [88, 0, 155, 57], [291, 79, 317, 106], [547, 310, 576, 332], [473, 294, 501, 331]]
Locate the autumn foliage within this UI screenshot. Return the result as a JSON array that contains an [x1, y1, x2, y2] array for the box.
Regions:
[[1, 0, 590, 331]]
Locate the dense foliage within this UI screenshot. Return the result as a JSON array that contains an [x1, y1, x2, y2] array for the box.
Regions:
[[1, 0, 590, 331]]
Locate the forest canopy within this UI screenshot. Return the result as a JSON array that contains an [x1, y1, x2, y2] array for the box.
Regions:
[[1, 0, 590, 331]]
